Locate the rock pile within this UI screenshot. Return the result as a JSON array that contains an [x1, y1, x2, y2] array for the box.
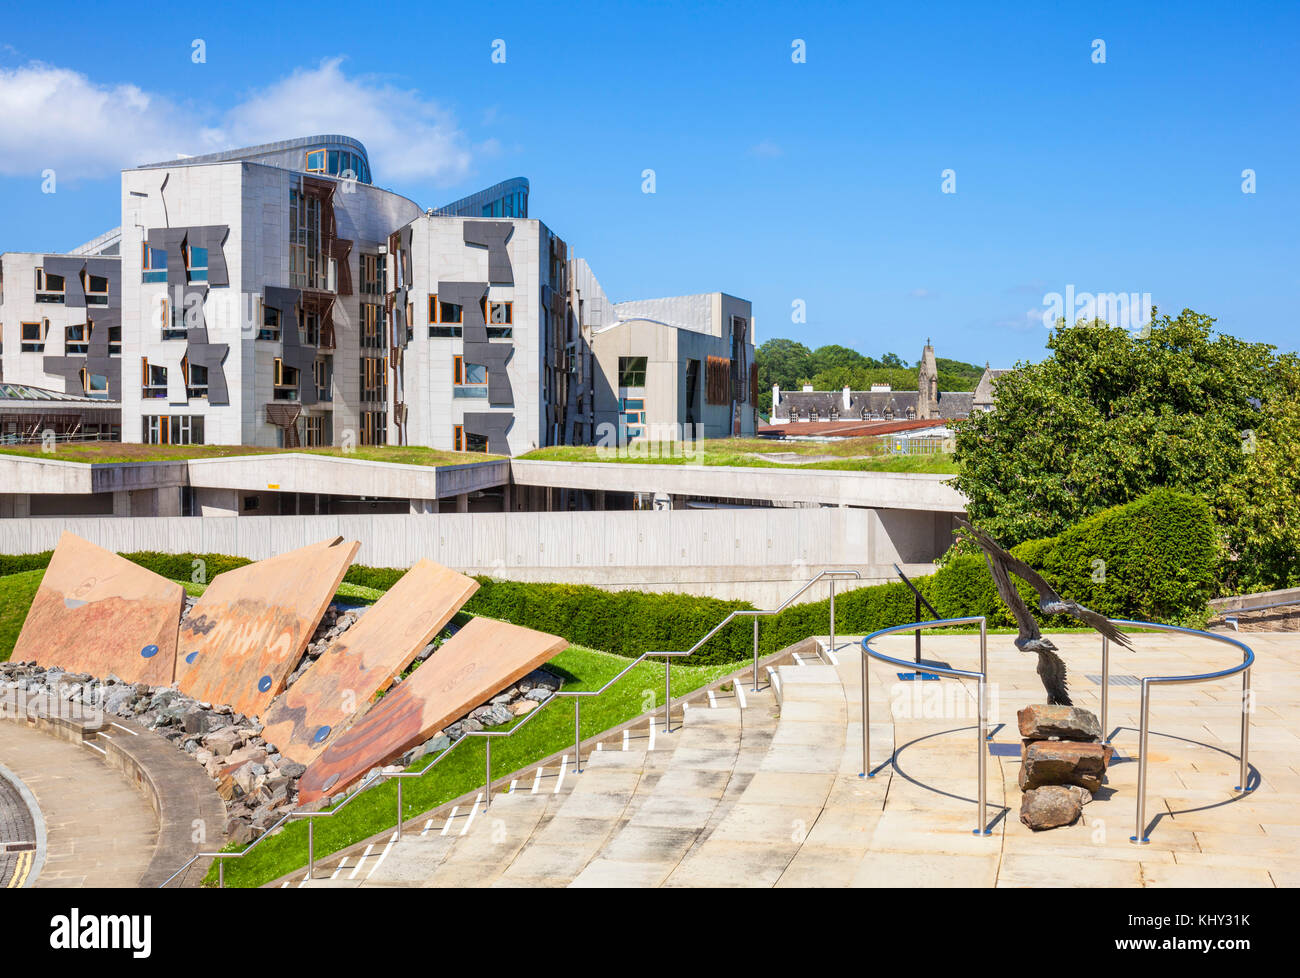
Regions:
[[1016, 704, 1114, 830], [1, 605, 566, 845]]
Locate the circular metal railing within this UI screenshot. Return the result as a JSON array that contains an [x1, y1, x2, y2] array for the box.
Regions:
[[860, 617, 1255, 843]]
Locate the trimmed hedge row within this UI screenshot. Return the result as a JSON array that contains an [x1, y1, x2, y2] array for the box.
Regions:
[[0, 489, 1217, 665]]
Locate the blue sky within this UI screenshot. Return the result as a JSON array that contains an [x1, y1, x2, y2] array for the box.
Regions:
[[1, 1, 1296, 368]]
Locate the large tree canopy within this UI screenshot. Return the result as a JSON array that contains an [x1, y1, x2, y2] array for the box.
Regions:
[[952, 309, 1281, 553]]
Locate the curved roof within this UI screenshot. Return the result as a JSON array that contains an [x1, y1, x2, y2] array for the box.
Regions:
[[137, 135, 372, 181]]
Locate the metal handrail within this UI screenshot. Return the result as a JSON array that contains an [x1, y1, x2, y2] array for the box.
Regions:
[[160, 569, 859, 888], [1101, 620, 1255, 845], [859, 616, 1255, 845], [645, 570, 862, 733], [860, 617, 991, 835]]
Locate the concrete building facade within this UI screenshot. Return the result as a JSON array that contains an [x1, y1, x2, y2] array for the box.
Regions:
[[1, 135, 751, 457]]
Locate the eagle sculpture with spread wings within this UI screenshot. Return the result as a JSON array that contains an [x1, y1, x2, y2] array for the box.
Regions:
[[955, 516, 1134, 705]]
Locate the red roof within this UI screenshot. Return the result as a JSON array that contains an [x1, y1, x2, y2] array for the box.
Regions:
[[756, 418, 943, 439]]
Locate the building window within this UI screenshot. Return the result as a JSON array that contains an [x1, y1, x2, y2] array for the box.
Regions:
[[184, 244, 208, 283], [361, 356, 386, 401], [83, 272, 110, 305], [621, 397, 645, 439], [301, 310, 321, 346], [453, 356, 489, 397], [305, 149, 326, 173], [259, 305, 281, 341], [160, 295, 188, 340], [142, 244, 168, 283], [107, 324, 122, 356], [35, 269, 66, 303], [360, 253, 385, 295], [81, 369, 109, 400], [313, 357, 332, 401], [185, 358, 208, 399], [429, 295, 466, 325], [20, 321, 46, 352], [290, 188, 325, 290], [486, 300, 512, 325], [142, 358, 168, 399], [65, 323, 89, 354], [618, 356, 648, 388], [274, 357, 300, 400], [361, 303, 385, 348], [361, 410, 387, 446], [453, 425, 489, 453], [143, 414, 204, 445], [305, 414, 329, 446], [429, 326, 463, 339]]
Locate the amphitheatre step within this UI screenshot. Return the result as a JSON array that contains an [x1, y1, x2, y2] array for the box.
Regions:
[[571, 681, 779, 887], [662, 662, 848, 887]]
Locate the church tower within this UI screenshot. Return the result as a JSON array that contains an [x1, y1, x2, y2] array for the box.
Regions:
[[917, 339, 939, 418]]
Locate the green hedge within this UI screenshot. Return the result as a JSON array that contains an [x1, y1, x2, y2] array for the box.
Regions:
[[0, 490, 1217, 665]]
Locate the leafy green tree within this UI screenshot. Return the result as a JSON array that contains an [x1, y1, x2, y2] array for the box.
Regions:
[[810, 344, 873, 375], [755, 338, 814, 413], [1216, 354, 1300, 590], [880, 351, 908, 368], [952, 309, 1280, 550]]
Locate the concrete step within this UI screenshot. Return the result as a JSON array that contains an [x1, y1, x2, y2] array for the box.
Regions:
[[662, 663, 847, 887], [570, 681, 779, 887]]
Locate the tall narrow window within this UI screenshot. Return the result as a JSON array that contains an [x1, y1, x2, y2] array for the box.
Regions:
[[185, 244, 208, 283], [142, 244, 168, 283]]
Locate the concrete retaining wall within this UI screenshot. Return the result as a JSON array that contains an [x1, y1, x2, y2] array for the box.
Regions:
[[0, 508, 955, 602]]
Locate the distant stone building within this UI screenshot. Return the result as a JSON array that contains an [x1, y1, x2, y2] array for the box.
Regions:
[[770, 341, 1006, 425]]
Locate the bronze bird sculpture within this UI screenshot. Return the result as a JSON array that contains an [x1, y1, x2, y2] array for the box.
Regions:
[[955, 517, 1134, 705]]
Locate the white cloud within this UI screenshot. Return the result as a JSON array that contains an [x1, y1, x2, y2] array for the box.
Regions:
[[0, 58, 477, 185], [910, 287, 938, 299], [220, 58, 474, 184], [0, 62, 209, 179], [749, 139, 783, 158]]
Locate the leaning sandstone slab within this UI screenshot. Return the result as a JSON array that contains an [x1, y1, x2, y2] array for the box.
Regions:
[[1019, 739, 1115, 792], [1017, 704, 1102, 742]]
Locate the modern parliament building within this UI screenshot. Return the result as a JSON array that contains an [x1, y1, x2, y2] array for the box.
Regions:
[[0, 136, 757, 455]]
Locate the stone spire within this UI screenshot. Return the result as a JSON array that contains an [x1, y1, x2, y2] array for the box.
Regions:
[[917, 340, 939, 418]]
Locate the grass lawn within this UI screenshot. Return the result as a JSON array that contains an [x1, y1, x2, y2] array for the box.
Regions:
[[0, 443, 502, 467], [0, 569, 45, 662], [519, 437, 956, 474], [205, 644, 738, 887]]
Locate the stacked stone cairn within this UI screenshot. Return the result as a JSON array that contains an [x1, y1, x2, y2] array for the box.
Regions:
[[1017, 704, 1115, 830]]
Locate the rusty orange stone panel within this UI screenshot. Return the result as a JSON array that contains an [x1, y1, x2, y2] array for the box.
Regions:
[[14, 532, 184, 686], [260, 560, 479, 765], [297, 617, 567, 803], [175, 537, 359, 717]]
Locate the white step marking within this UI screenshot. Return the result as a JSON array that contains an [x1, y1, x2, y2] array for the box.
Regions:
[[281, 881, 290, 888], [554, 756, 568, 794], [440, 807, 460, 837], [82, 741, 106, 755], [707, 690, 717, 708], [530, 767, 543, 794], [110, 722, 138, 736], [735, 682, 748, 709], [622, 729, 630, 751], [648, 718, 656, 752], [420, 819, 434, 837], [367, 832, 398, 877], [792, 653, 806, 667], [824, 645, 840, 666], [508, 778, 518, 793], [348, 843, 375, 879], [596, 741, 604, 751], [331, 857, 350, 879]]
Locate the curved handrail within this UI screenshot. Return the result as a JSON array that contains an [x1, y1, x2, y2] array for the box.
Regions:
[[160, 569, 859, 888], [861, 617, 990, 834], [858, 615, 1256, 845], [1102, 619, 1254, 845]]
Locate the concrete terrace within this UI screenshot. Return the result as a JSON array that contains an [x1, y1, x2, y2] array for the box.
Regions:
[[289, 630, 1298, 888]]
